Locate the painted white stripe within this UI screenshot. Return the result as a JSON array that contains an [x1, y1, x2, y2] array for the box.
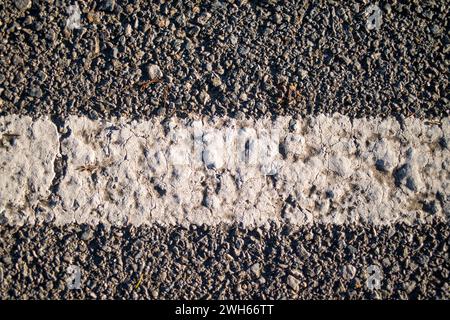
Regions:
[[1, 114, 449, 227]]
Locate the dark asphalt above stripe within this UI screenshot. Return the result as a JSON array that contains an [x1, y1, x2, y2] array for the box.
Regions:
[[0, 0, 448, 120]]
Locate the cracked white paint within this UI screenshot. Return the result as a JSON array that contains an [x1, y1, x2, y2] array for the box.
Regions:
[[0, 114, 449, 227], [0, 116, 59, 225]]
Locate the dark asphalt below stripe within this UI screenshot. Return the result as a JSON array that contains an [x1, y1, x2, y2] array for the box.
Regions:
[[0, 222, 448, 299]]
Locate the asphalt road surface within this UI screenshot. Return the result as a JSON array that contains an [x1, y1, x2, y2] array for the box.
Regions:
[[0, 0, 449, 299]]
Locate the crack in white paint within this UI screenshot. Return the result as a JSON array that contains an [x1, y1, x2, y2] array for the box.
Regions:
[[0, 114, 449, 227]]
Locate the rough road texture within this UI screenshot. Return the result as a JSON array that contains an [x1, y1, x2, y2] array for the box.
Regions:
[[1, 0, 449, 301], [0, 0, 448, 120], [0, 223, 448, 300], [1, 115, 449, 226]]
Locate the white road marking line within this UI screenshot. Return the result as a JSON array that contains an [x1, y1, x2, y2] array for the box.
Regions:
[[1, 114, 449, 226]]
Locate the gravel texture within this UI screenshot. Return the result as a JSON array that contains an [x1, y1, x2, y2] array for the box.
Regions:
[[0, 222, 448, 300], [0, 0, 448, 120], [1, 0, 449, 301]]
